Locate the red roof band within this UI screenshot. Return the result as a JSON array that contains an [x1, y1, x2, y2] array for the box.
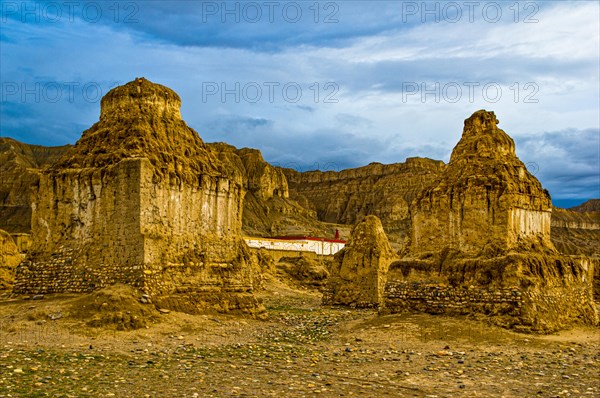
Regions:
[[270, 236, 346, 244]]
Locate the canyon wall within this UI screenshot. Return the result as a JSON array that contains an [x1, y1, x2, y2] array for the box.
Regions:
[[282, 158, 445, 244], [550, 204, 600, 300], [209, 143, 333, 238], [0, 138, 70, 234], [570, 199, 600, 213], [551, 206, 600, 257]]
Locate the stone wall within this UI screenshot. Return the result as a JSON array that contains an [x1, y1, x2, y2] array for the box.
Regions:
[[14, 246, 143, 294], [384, 253, 598, 332], [14, 159, 146, 293], [385, 283, 523, 316]]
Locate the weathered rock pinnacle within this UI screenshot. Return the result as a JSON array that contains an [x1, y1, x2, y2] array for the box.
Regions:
[[450, 110, 516, 162]]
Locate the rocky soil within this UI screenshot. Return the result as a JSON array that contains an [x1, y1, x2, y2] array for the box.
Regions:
[[1, 278, 598, 398]]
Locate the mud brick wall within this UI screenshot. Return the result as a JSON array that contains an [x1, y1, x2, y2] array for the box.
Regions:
[[383, 254, 598, 332], [383, 283, 523, 316], [521, 284, 598, 329], [14, 157, 254, 298], [14, 159, 146, 294], [14, 246, 144, 294]]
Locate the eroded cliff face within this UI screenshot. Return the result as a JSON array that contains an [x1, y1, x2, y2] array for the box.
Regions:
[[208, 143, 335, 238], [0, 229, 24, 290], [282, 158, 445, 245], [551, 207, 600, 257], [324, 215, 397, 307], [570, 199, 600, 213], [14, 78, 262, 316], [411, 110, 553, 255], [550, 205, 600, 301], [0, 138, 70, 233]]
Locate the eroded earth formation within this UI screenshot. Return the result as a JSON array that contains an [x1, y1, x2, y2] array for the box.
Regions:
[[0, 79, 598, 332]]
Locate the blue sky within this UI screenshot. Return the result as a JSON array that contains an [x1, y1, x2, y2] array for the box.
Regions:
[[1, 0, 599, 207]]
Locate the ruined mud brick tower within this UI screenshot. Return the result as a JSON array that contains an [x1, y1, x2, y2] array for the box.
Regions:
[[385, 110, 598, 331], [411, 110, 553, 254], [14, 78, 260, 313], [323, 215, 397, 307]]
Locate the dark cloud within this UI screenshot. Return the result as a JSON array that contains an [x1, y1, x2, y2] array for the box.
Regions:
[[201, 115, 274, 144], [93, 1, 421, 50], [515, 128, 600, 199], [8, 1, 559, 52], [0, 105, 83, 145], [1, 1, 597, 204]]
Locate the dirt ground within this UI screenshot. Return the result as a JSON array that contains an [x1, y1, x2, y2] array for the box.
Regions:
[[0, 277, 598, 398]]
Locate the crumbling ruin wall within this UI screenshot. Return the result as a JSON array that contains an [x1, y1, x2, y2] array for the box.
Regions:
[[390, 110, 598, 331], [139, 161, 253, 298], [323, 215, 396, 307], [14, 158, 252, 296], [320, 111, 598, 332], [14, 159, 146, 293], [411, 110, 553, 256], [13, 78, 261, 315], [0, 229, 24, 290], [384, 254, 597, 332]]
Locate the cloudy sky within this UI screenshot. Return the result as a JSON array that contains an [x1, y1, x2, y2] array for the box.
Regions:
[[1, 0, 598, 207]]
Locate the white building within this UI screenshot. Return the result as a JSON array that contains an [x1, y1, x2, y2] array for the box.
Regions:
[[243, 236, 346, 256]]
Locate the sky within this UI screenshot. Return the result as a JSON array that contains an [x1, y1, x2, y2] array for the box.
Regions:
[[1, 0, 599, 208]]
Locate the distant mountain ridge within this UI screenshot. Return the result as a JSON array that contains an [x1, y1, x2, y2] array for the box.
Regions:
[[570, 199, 600, 213], [1, 136, 598, 257]]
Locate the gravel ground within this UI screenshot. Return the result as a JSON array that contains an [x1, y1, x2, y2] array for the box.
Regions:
[[0, 281, 598, 397]]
